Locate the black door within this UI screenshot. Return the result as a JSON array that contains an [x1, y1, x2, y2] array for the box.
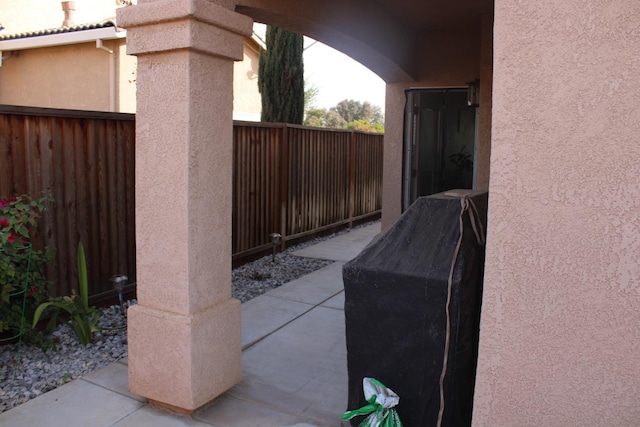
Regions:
[[402, 88, 477, 211]]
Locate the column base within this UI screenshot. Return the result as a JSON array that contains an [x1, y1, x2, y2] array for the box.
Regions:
[[127, 299, 242, 411]]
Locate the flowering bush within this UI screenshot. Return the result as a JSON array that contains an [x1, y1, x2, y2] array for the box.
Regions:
[[0, 193, 53, 341]]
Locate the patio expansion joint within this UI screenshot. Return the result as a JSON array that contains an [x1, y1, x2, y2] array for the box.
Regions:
[[78, 376, 147, 404], [241, 290, 345, 352], [107, 405, 150, 426]]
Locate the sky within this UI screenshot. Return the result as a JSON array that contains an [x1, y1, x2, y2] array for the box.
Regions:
[[254, 23, 386, 111]]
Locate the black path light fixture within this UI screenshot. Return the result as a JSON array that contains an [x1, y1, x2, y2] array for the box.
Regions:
[[269, 233, 282, 263], [109, 274, 128, 316]]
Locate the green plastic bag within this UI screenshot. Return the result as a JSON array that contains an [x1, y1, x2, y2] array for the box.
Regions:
[[343, 377, 404, 427]]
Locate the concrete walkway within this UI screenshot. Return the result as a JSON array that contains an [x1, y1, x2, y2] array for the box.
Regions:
[[0, 223, 381, 427]]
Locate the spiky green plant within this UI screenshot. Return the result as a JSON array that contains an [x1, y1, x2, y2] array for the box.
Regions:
[[32, 242, 101, 345]]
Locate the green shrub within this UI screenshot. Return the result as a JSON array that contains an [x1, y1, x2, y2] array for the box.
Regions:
[[0, 193, 53, 341]]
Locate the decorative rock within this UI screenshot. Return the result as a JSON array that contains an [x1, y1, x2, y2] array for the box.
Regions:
[[0, 221, 378, 413]]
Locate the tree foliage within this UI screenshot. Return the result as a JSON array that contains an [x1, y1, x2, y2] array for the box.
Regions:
[[258, 26, 304, 124], [347, 120, 384, 133], [304, 83, 320, 113], [304, 99, 384, 133]]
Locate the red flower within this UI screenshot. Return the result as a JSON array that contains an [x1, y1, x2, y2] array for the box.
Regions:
[[9, 197, 16, 202], [0, 199, 7, 207], [7, 234, 16, 244], [0, 217, 8, 227], [29, 286, 39, 297]]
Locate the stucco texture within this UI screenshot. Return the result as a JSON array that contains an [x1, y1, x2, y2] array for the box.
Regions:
[[232, 39, 261, 120], [0, 42, 116, 111], [474, 1, 640, 426], [117, 0, 252, 410]]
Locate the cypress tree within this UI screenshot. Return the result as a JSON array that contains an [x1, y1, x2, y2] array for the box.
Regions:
[[258, 26, 304, 124]]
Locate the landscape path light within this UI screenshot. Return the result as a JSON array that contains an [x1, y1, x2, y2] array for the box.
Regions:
[[109, 274, 128, 316], [269, 233, 282, 263]]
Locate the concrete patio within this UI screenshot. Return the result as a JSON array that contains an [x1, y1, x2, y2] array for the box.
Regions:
[[0, 223, 380, 427]]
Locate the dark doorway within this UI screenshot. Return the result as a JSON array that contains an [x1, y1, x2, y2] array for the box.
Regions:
[[402, 88, 478, 211]]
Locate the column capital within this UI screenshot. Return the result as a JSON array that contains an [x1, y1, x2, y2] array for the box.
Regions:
[[116, 0, 252, 59]]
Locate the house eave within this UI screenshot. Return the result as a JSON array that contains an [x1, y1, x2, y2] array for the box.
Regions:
[[0, 26, 126, 52]]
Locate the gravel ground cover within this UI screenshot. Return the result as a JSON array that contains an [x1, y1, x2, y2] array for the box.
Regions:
[[0, 220, 378, 413]]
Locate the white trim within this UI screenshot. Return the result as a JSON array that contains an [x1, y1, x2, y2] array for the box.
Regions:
[[250, 32, 266, 50], [232, 111, 261, 122], [0, 27, 126, 52]]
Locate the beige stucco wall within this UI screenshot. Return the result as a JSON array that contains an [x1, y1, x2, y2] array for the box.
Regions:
[[473, 1, 640, 425], [0, 0, 134, 112], [381, 24, 492, 229], [232, 40, 261, 121], [0, 37, 257, 115], [0, 0, 260, 117], [117, 41, 138, 113], [0, 40, 126, 111]]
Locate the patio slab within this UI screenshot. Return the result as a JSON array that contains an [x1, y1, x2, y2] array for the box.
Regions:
[[113, 406, 211, 427], [291, 223, 380, 262], [0, 378, 143, 427], [227, 305, 348, 425], [266, 262, 345, 305], [0, 223, 374, 427], [320, 290, 345, 310], [82, 361, 147, 403], [195, 394, 320, 427], [241, 294, 313, 349]]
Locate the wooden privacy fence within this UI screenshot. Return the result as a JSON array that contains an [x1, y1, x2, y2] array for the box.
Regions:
[[233, 123, 383, 260], [1, 106, 383, 301], [0, 106, 136, 301]]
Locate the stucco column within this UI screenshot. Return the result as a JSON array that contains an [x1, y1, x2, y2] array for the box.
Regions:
[[116, 0, 252, 412], [475, 12, 493, 191]]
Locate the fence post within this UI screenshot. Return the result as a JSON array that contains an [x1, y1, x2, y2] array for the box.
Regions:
[[279, 124, 289, 251], [348, 131, 356, 228]]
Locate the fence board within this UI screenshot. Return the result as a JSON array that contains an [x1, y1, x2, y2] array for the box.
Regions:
[[2, 108, 382, 300], [0, 106, 136, 299]]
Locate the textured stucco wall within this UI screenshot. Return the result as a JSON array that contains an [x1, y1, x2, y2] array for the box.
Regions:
[[0, 1, 258, 116], [474, 1, 640, 425], [117, 40, 138, 113], [232, 41, 262, 121], [0, 40, 256, 114], [475, 13, 493, 191], [0, 42, 114, 111], [116, 0, 251, 410]]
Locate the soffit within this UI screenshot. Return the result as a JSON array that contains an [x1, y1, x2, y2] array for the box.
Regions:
[[373, 0, 493, 31]]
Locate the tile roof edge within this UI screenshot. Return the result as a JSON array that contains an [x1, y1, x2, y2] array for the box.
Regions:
[[0, 20, 119, 41]]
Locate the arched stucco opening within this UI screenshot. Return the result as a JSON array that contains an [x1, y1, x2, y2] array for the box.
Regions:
[[118, 0, 640, 424], [234, 2, 494, 230], [116, 0, 493, 414], [235, 6, 417, 84]]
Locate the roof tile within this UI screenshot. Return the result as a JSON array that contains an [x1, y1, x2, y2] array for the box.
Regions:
[[0, 21, 116, 41]]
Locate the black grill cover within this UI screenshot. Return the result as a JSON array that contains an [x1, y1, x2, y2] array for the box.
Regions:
[[343, 190, 488, 427]]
